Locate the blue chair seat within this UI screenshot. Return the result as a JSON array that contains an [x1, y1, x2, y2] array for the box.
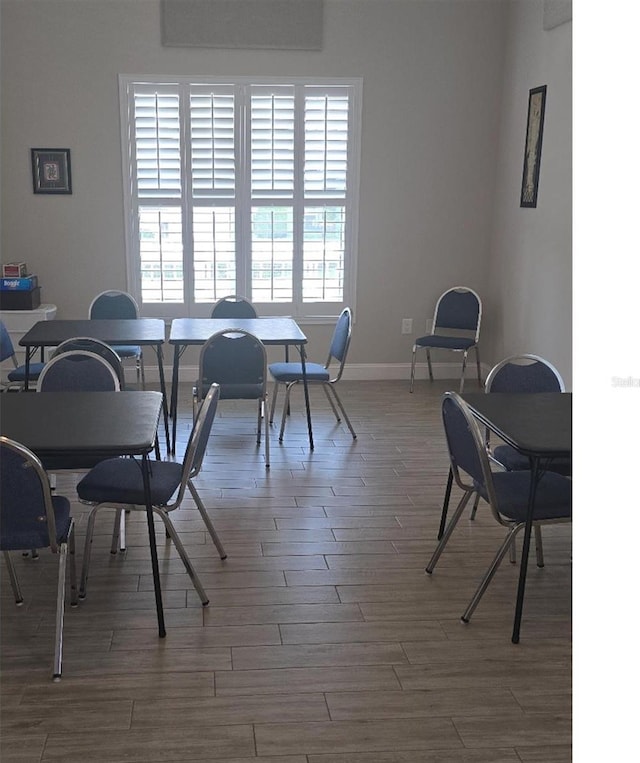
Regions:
[[2, 495, 71, 550], [77, 458, 183, 506], [492, 444, 572, 476], [414, 335, 477, 350], [268, 361, 330, 383], [7, 361, 46, 382], [475, 470, 571, 523], [110, 344, 141, 358], [206, 381, 266, 400]]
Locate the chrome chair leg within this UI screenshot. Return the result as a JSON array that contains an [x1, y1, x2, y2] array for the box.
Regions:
[[259, 400, 270, 468], [139, 351, 146, 390], [426, 490, 473, 574], [53, 521, 76, 682], [459, 350, 469, 393], [68, 522, 78, 608], [110, 508, 128, 554], [475, 346, 482, 386], [461, 524, 521, 623], [279, 384, 294, 441], [328, 385, 356, 439], [269, 381, 280, 424], [469, 493, 480, 520], [156, 510, 209, 606], [409, 346, 418, 392], [79, 506, 101, 598], [426, 348, 434, 382], [3, 551, 24, 604], [188, 482, 227, 560], [322, 383, 342, 422]]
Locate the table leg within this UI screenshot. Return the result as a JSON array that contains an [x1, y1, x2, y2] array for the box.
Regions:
[[299, 344, 314, 451], [511, 457, 539, 643], [154, 344, 170, 454], [23, 345, 32, 391], [142, 452, 166, 637], [170, 344, 181, 454]]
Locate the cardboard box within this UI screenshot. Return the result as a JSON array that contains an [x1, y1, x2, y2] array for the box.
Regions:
[[2, 262, 28, 278], [1, 275, 38, 291], [0, 287, 41, 310]]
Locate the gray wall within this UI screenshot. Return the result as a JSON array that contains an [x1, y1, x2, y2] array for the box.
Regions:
[[486, 0, 572, 386], [1, 0, 571, 381]]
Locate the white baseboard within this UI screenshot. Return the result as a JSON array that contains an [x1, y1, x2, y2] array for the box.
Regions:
[[128, 361, 491, 384]]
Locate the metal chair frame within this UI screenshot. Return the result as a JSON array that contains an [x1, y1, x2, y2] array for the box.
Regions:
[[269, 307, 356, 442], [1, 319, 45, 391], [410, 286, 482, 393], [88, 290, 145, 387], [436, 355, 566, 564], [36, 350, 122, 392], [52, 336, 125, 389], [78, 384, 226, 605], [210, 295, 258, 319], [426, 392, 571, 624], [1, 436, 78, 680], [195, 329, 270, 468]]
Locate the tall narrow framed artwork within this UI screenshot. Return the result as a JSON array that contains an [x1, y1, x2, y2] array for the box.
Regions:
[[520, 86, 547, 208]]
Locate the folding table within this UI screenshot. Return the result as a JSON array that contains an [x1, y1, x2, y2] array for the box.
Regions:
[[462, 391, 572, 642], [0, 391, 167, 637], [19, 318, 170, 453], [169, 317, 313, 454]]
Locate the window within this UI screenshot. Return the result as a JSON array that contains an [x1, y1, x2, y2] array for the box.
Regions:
[[120, 76, 362, 320]]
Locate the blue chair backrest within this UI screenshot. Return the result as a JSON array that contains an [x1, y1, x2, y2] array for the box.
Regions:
[[37, 351, 121, 392], [441, 393, 485, 489], [486, 355, 564, 394], [186, 383, 221, 479], [0, 438, 60, 551], [210, 296, 257, 319], [52, 337, 125, 387], [329, 308, 352, 364], [90, 291, 138, 320], [435, 288, 480, 332], [0, 320, 16, 363], [200, 330, 266, 400]]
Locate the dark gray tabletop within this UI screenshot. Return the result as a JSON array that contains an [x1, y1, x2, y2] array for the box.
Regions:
[[462, 392, 572, 458], [19, 319, 167, 348], [169, 317, 307, 346], [0, 391, 163, 457]]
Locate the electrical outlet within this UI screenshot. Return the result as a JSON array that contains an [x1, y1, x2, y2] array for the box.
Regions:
[[401, 318, 413, 335]]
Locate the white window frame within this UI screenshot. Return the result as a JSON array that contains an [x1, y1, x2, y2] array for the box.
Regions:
[[119, 74, 362, 323]]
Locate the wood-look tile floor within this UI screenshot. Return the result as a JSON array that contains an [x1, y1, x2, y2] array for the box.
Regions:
[[0, 380, 571, 762]]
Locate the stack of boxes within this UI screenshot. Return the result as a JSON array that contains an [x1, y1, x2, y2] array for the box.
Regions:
[[0, 262, 41, 309]]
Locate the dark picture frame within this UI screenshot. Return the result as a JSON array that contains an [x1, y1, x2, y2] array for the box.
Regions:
[[520, 86, 547, 208], [31, 148, 72, 194]]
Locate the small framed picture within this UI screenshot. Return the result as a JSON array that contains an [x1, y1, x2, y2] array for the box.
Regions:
[[31, 148, 72, 194]]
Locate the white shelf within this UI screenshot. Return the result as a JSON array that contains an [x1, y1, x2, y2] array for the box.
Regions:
[[0, 303, 57, 365]]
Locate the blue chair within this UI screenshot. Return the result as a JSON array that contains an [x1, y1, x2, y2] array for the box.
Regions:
[[269, 307, 356, 442], [410, 286, 482, 393], [1, 436, 78, 680], [426, 392, 571, 625], [0, 319, 46, 391], [210, 295, 257, 318], [36, 350, 122, 392], [89, 290, 145, 387], [195, 329, 270, 468], [483, 354, 569, 474], [52, 337, 125, 389], [77, 384, 225, 605], [436, 354, 570, 561]]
